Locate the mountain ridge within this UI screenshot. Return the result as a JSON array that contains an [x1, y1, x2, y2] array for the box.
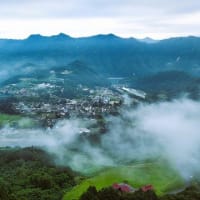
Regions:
[[0, 33, 200, 85], [0, 33, 200, 42]]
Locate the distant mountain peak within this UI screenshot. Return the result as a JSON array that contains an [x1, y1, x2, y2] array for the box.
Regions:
[[91, 33, 120, 40], [52, 33, 72, 39], [105, 33, 118, 38], [27, 34, 44, 40], [138, 37, 159, 44], [26, 33, 72, 41]]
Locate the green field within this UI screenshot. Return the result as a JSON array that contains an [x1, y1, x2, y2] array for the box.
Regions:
[[0, 113, 35, 128], [0, 113, 22, 125], [63, 161, 184, 200]]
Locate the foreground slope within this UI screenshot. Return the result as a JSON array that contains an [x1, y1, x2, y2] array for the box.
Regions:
[[64, 161, 184, 200]]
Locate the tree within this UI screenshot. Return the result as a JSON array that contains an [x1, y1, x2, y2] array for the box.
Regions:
[[80, 186, 99, 200]]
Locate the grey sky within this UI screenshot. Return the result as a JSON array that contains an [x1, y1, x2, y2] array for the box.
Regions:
[[0, 0, 200, 39]]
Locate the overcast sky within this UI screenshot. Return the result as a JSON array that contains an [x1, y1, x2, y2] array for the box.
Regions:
[[0, 0, 200, 39]]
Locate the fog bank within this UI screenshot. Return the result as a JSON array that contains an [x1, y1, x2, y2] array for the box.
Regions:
[[0, 98, 200, 178]]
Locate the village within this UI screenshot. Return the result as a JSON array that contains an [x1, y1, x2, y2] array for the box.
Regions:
[[0, 74, 149, 129], [0, 80, 124, 127]]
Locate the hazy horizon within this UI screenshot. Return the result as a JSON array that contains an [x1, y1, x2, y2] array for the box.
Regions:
[[0, 32, 199, 40], [0, 0, 199, 40]]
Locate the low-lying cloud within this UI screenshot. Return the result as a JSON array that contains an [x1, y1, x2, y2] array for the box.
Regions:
[[103, 98, 200, 178], [0, 98, 200, 178]]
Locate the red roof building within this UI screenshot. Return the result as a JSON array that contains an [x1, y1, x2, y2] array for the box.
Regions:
[[112, 183, 135, 193], [141, 184, 154, 192]]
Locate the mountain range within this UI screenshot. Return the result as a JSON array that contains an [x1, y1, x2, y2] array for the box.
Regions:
[[0, 33, 200, 97]]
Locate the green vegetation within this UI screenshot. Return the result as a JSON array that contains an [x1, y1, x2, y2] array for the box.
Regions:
[[64, 161, 184, 200], [0, 147, 77, 200], [160, 183, 200, 200], [80, 186, 158, 200], [0, 113, 36, 128], [78, 183, 200, 200], [137, 70, 200, 99], [0, 113, 21, 126]]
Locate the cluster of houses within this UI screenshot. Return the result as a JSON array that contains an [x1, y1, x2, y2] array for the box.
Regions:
[[112, 183, 154, 193], [0, 81, 122, 127]]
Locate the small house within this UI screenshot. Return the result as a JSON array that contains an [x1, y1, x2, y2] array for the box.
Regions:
[[141, 184, 154, 192], [112, 183, 135, 193]]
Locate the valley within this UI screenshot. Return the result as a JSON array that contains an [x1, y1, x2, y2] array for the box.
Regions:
[[0, 34, 200, 200]]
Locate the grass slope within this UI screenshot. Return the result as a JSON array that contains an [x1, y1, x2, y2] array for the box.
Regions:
[[63, 161, 184, 200]]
